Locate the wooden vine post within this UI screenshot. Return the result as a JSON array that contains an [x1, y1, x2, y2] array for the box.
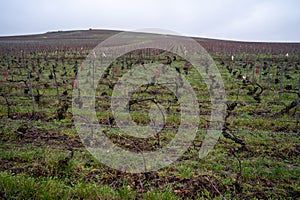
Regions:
[[267, 62, 271, 91], [298, 76, 300, 102], [280, 63, 284, 99], [52, 65, 60, 103], [92, 60, 95, 89], [1, 93, 11, 118], [252, 58, 257, 82], [28, 70, 35, 117], [259, 60, 262, 83], [245, 60, 249, 78]]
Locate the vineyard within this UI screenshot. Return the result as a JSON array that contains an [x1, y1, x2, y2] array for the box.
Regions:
[[0, 30, 299, 199]]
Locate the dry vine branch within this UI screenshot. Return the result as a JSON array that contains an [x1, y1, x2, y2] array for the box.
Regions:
[[230, 148, 243, 195], [222, 90, 247, 149], [0, 93, 11, 118], [109, 129, 147, 175], [273, 91, 300, 117], [204, 176, 227, 200], [0, 179, 7, 200], [127, 97, 166, 147]]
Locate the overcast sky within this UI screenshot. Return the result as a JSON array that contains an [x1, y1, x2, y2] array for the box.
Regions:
[[0, 0, 299, 42]]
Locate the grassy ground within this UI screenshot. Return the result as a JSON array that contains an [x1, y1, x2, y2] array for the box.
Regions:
[[0, 41, 299, 199], [1, 119, 299, 199]]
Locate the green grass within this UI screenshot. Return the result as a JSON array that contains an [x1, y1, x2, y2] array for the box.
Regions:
[[0, 46, 299, 199], [0, 122, 299, 199]]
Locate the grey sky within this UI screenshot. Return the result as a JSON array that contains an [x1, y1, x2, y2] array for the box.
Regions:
[[0, 0, 299, 42]]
